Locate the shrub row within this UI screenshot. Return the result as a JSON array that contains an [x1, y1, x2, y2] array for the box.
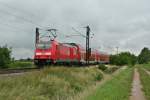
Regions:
[[98, 64, 119, 74], [104, 67, 119, 74]]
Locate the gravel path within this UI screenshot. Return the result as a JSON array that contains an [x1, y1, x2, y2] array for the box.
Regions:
[[130, 68, 146, 100]]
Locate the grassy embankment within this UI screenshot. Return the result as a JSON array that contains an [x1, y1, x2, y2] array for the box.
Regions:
[[0, 66, 103, 100], [0, 60, 34, 69], [98, 64, 120, 74], [138, 65, 150, 100], [141, 63, 150, 71], [85, 67, 133, 100], [8, 61, 35, 69]]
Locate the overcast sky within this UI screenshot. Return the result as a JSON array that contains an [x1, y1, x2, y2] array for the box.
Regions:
[[0, 0, 150, 59]]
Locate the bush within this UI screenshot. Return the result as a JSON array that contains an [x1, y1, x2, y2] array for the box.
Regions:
[[110, 52, 137, 66], [138, 47, 150, 64], [0, 46, 11, 68], [104, 67, 119, 74], [94, 73, 103, 81], [98, 64, 107, 71], [98, 64, 119, 74]]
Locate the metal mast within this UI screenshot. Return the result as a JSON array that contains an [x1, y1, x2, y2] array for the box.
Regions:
[[86, 26, 90, 65], [35, 27, 39, 46]]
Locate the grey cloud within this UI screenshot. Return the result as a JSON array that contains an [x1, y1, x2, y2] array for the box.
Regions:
[[0, 0, 150, 59]]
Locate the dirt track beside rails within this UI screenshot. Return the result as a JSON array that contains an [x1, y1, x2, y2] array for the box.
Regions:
[[0, 65, 97, 77], [0, 68, 40, 76], [0, 72, 26, 77], [130, 68, 146, 100]]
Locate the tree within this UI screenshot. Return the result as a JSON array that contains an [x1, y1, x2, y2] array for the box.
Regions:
[[110, 52, 137, 66], [0, 46, 12, 68], [138, 47, 150, 64]]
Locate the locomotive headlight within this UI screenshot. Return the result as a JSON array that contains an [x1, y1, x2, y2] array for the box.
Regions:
[[36, 52, 42, 55], [45, 52, 51, 55]]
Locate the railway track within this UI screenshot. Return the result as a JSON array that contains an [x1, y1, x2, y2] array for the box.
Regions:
[[0, 65, 98, 76], [0, 68, 40, 75]]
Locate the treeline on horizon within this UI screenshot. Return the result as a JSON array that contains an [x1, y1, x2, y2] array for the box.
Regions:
[[0, 46, 150, 68], [110, 47, 150, 66]]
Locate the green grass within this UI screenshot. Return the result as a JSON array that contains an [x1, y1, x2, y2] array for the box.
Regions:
[[138, 62, 150, 71], [85, 67, 133, 100], [98, 64, 107, 71], [0, 66, 103, 100], [138, 66, 150, 100], [104, 66, 119, 74], [8, 61, 34, 69], [134, 64, 148, 70], [98, 64, 119, 74]]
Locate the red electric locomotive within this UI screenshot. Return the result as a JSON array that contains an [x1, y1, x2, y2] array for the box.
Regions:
[[34, 28, 109, 66]]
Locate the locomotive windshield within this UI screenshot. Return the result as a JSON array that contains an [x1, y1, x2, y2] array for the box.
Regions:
[[36, 41, 51, 49]]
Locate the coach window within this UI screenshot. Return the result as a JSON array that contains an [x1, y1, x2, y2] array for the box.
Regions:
[[75, 50, 77, 55], [73, 49, 76, 55], [74, 49, 78, 55], [65, 48, 69, 55], [67, 49, 70, 55], [37, 42, 51, 49]]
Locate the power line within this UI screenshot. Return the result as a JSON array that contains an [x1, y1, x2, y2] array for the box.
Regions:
[[0, 20, 29, 31], [72, 27, 86, 38], [0, 1, 37, 18], [55, 30, 82, 44], [0, 1, 45, 28], [0, 15, 35, 33], [65, 34, 82, 38], [0, 26, 31, 37], [57, 31, 69, 37], [72, 27, 95, 39], [0, 21, 34, 35], [0, 28, 30, 35], [0, 8, 42, 27], [0, 2, 96, 41]]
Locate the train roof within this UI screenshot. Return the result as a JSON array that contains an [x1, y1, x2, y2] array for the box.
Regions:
[[61, 43, 81, 47], [63, 43, 81, 47], [60, 42, 109, 55], [61, 43, 85, 50], [60, 43, 78, 48]]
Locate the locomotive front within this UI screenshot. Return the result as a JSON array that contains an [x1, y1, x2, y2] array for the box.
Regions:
[[34, 28, 58, 66]]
